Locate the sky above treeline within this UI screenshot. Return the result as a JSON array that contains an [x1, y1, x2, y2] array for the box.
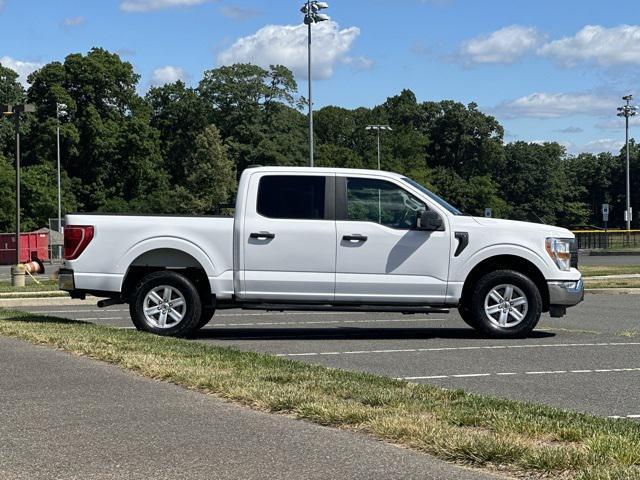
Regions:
[[2, 0, 639, 155]]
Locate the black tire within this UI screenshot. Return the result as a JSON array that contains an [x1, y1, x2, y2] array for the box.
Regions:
[[458, 303, 479, 329], [465, 269, 542, 339], [130, 271, 202, 337], [196, 306, 215, 330]]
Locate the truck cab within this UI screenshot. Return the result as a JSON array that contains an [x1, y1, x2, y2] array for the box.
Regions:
[[59, 167, 583, 338]]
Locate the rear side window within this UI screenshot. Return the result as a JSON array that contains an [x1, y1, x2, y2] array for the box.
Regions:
[[257, 175, 325, 220]]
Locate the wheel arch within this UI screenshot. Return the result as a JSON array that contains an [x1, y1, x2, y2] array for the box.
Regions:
[[460, 254, 550, 313], [121, 247, 213, 307]]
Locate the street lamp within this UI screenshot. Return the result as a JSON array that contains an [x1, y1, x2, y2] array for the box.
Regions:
[[56, 103, 68, 259], [1, 103, 36, 268], [365, 125, 392, 170], [300, 0, 330, 167], [617, 95, 637, 231]]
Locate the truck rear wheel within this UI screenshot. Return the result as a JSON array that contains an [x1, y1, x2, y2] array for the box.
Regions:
[[130, 271, 202, 337], [465, 270, 542, 338]]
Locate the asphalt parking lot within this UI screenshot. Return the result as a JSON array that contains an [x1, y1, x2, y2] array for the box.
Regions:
[[15, 293, 640, 421]]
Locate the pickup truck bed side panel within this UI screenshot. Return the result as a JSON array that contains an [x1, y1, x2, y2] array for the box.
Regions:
[[65, 214, 234, 297]]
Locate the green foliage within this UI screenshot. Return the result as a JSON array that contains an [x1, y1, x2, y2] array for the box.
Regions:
[[0, 154, 15, 231], [176, 125, 236, 214], [20, 162, 77, 231], [0, 48, 636, 232]]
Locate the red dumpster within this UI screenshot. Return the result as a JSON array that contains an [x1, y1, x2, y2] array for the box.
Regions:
[[0, 231, 50, 265]]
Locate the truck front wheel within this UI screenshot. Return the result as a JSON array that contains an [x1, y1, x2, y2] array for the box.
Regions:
[[464, 270, 542, 338], [130, 271, 202, 337]]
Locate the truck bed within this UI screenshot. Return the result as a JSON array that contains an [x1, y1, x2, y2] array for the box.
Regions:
[[64, 213, 235, 296]]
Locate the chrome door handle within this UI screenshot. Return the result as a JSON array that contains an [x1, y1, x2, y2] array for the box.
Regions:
[[343, 234, 368, 242], [250, 232, 275, 240]]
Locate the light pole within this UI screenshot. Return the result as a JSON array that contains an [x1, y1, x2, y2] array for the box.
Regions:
[[365, 125, 392, 170], [1, 103, 36, 267], [300, 1, 330, 167], [617, 95, 637, 231], [56, 103, 68, 259]]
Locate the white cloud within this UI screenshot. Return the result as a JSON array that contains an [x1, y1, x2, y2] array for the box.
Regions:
[[217, 22, 361, 80], [62, 16, 85, 28], [494, 92, 618, 119], [120, 0, 213, 13], [0, 56, 43, 86], [219, 5, 260, 21], [581, 138, 625, 154], [151, 65, 187, 86], [539, 25, 640, 67], [342, 55, 374, 71], [0, 1, 5, 12], [459, 25, 544, 65]]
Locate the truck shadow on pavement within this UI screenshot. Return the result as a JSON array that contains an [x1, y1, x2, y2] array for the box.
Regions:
[[194, 327, 556, 341]]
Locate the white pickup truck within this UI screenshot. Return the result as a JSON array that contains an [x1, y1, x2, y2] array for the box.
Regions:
[[59, 166, 583, 338]]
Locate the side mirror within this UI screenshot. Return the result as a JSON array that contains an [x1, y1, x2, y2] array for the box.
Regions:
[[416, 210, 444, 231]]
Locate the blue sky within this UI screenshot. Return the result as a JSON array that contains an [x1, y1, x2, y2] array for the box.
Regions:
[[2, 0, 639, 155]]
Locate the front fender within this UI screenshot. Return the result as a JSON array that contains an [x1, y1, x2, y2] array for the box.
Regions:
[[450, 243, 553, 283]]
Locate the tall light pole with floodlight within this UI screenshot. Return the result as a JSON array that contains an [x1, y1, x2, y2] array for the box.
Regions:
[[1, 103, 36, 267], [365, 125, 392, 170], [617, 95, 637, 231], [300, 0, 329, 167], [56, 103, 68, 258]]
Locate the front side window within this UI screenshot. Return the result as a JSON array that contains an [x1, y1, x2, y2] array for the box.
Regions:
[[346, 178, 426, 229], [257, 175, 325, 220]]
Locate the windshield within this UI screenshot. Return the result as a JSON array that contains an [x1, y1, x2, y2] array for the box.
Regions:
[[401, 177, 464, 216]]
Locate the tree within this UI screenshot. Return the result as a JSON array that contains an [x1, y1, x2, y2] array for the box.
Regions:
[[498, 142, 586, 225], [146, 81, 211, 183], [177, 125, 236, 214], [429, 166, 507, 217], [0, 64, 26, 165], [422, 100, 505, 178], [27, 48, 170, 212], [20, 162, 77, 231], [0, 154, 15, 232]]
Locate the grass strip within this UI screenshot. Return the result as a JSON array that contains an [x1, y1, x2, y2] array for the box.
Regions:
[[0, 279, 58, 293], [1, 309, 639, 479], [580, 265, 640, 278], [585, 279, 640, 289]]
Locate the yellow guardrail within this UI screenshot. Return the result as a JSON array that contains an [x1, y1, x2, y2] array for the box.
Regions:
[[572, 230, 640, 234]]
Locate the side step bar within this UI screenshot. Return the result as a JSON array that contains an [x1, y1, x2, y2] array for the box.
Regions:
[[239, 304, 450, 315]]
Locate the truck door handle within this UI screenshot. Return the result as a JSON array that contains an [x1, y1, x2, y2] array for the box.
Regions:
[[250, 232, 275, 240], [343, 234, 368, 242]]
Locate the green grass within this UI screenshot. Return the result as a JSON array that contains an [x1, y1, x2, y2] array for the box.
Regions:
[[0, 279, 58, 293], [1, 309, 639, 479], [585, 278, 640, 289], [580, 265, 640, 278]]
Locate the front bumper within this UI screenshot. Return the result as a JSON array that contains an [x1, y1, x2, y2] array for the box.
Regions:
[[548, 277, 584, 307]]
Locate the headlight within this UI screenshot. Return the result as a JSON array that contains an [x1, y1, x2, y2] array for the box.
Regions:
[[546, 238, 572, 271]]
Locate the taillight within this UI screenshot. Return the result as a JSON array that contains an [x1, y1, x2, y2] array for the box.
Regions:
[[64, 226, 94, 260]]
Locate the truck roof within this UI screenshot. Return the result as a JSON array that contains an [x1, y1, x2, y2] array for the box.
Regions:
[[244, 166, 405, 179]]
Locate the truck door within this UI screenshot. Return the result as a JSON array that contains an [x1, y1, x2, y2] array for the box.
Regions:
[[334, 176, 450, 304], [239, 172, 336, 302]]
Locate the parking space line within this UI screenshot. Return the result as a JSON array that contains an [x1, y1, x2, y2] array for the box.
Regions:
[[277, 342, 640, 357], [610, 415, 640, 419], [402, 367, 640, 380]]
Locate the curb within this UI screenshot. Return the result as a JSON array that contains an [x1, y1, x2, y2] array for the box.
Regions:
[[0, 296, 99, 308], [0, 292, 67, 298]]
